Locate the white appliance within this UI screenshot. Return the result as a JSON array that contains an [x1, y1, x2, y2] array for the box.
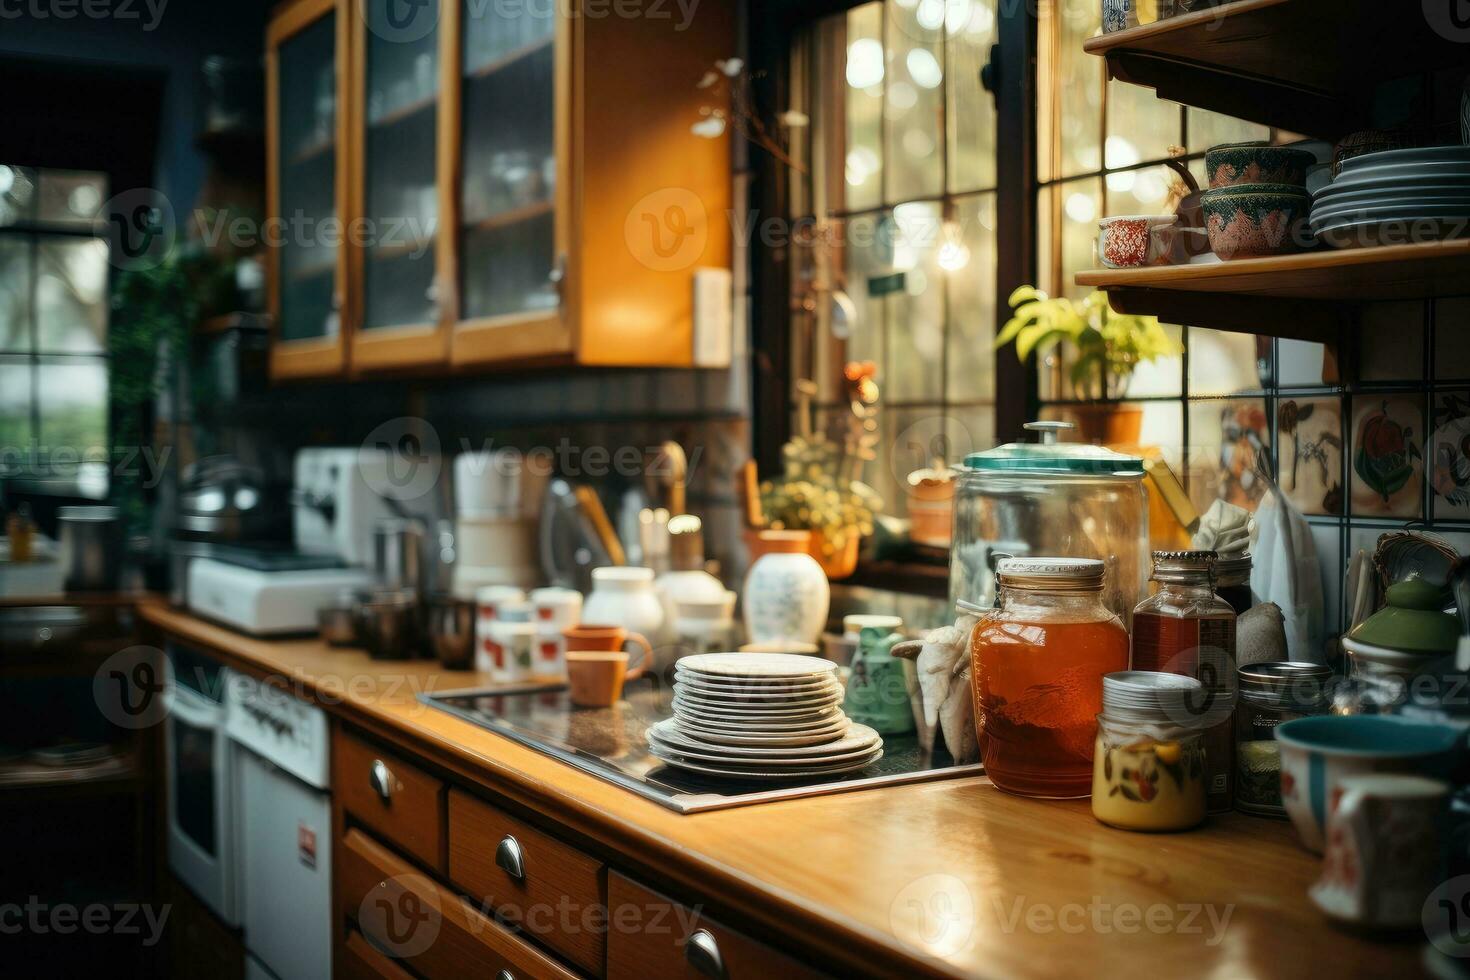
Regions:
[[164, 647, 239, 926], [293, 447, 404, 566], [228, 671, 332, 980], [188, 557, 373, 635]]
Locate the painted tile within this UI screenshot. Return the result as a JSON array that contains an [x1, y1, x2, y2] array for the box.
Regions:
[[1277, 396, 1344, 515], [1185, 398, 1271, 517], [1349, 395, 1424, 519], [1430, 390, 1470, 520]]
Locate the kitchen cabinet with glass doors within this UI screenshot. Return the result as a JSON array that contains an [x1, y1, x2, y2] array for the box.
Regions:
[[265, 0, 733, 380]]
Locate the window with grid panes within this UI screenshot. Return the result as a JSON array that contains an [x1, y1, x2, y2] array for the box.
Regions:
[[788, 0, 1000, 523], [0, 165, 111, 491], [1035, 0, 1279, 520]]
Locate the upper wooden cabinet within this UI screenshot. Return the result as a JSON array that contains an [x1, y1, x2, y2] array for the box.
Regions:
[[265, 0, 733, 380]]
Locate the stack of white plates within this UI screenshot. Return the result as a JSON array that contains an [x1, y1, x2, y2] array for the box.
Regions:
[[647, 653, 884, 780], [1310, 146, 1470, 248]]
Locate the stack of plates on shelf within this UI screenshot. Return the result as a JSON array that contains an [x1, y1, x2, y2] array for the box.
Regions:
[[646, 652, 883, 781], [1310, 146, 1470, 249]]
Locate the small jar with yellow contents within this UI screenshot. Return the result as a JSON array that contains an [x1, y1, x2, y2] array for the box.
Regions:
[[1092, 671, 1211, 832]]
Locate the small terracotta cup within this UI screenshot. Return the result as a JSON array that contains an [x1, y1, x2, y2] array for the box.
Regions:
[[562, 624, 652, 707]]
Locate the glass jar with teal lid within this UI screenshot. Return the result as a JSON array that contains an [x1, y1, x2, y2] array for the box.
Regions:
[[951, 421, 1149, 626]]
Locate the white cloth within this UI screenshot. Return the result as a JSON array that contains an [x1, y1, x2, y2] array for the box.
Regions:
[[1250, 490, 1324, 662]]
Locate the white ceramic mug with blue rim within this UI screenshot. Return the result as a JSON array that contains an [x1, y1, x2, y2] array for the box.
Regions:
[[1275, 715, 1461, 852]]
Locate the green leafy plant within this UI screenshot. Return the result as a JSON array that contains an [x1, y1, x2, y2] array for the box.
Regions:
[[995, 286, 1182, 400]]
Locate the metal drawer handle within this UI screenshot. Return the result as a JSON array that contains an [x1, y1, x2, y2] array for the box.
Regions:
[[496, 971, 515, 980], [369, 759, 393, 801], [685, 929, 726, 979], [495, 835, 525, 881]]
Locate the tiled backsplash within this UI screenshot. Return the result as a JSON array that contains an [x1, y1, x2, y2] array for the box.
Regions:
[[1042, 296, 1470, 662]]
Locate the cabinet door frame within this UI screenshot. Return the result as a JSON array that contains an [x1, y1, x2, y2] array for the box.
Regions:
[[266, 0, 352, 380], [346, 0, 453, 372], [444, 0, 575, 367]]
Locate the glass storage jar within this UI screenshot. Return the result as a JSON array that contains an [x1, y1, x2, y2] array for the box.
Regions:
[[970, 557, 1130, 798], [951, 421, 1148, 628], [1093, 671, 1209, 832], [1234, 662, 1332, 816], [1132, 550, 1238, 813]]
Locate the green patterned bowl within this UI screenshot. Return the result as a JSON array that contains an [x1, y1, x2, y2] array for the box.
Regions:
[[1200, 183, 1312, 260], [1205, 141, 1316, 188]]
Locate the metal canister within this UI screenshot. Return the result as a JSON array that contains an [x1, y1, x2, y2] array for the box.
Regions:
[[1234, 662, 1333, 816]]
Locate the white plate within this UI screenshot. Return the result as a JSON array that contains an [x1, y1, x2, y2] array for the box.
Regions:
[[674, 676, 841, 700], [677, 652, 837, 680], [1314, 186, 1470, 207], [671, 721, 853, 747], [648, 738, 883, 768], [673, 696, 846, 719], [1313, 218, 1470, 249], [672, 706, 849, 731], [1310, 206, 1470, 231], [1341, 146, 1470, 170], [648, 745, 884, 780], [652, 718, 878, 758], [1311, 198, 1470, 218], [673, 669, 838, 693]]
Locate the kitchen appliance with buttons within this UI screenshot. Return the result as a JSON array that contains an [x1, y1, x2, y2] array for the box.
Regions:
[[227, 671, 332, 980], [293, 447, 405, 566]]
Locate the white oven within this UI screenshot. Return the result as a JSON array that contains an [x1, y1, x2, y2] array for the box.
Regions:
[[163, 646, 239, 926]]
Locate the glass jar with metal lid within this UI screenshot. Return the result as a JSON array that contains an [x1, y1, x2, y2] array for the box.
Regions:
[[951, 421, 1148, 627], [1213, 553, 1253, 615], [970, 556, 1130, 799], [1234, 661, 1333, 816]]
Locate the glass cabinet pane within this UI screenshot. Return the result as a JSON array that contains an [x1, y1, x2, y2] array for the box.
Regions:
[[459, 1, 558, 321], [363, 0, 440, 330], [276, 13, 339, 343]]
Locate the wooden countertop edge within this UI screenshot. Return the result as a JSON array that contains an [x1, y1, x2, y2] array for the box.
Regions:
[[136, 600, 965, 980]]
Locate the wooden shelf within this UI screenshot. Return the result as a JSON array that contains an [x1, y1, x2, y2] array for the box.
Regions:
[[465, 35, 552, 81], [1076, 239, 1470, 341], [287, 135, 334, 167], [370, 237, 434, 261], [368, 92, 436, 129], [1083, 0, 1468, 138], [463, 198, 553, 235]]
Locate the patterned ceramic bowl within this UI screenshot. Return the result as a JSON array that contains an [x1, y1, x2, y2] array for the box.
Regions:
[[1200, 183, 1312, 260], [1205, 141, 1316, 189]]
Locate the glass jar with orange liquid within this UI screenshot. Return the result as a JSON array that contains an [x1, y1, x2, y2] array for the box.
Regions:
[[970, 557, 1130, 798]]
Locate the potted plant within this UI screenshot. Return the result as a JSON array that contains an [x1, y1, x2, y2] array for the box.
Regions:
[[995, 286, 1182, 444]]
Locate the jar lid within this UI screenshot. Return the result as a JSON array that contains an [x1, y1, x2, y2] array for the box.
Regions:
[[592, 566, 655, 585], [1102, 671, 1207, 726], [962, 422, 1144, 476], [1213, 553, 1253, 577], [996, 557, 1105, 593], [1238, 661, 1333, 699], [1151, 549, 1217, 584]]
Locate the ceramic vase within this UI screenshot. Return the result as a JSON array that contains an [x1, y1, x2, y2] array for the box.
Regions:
[[582, 566, 665, 646], [741, 530, 830, 646]]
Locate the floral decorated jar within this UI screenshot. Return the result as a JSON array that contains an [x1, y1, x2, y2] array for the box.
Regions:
[[1201, 183, 1311, 260], [1092, 671, 1210, 832]]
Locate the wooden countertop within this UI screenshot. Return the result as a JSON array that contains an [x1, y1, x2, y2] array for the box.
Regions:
[[138, 600, 1418, 979]]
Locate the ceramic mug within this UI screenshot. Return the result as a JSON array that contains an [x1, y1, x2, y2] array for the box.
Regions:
[[531, 586, 583, 632], [566, 652, 640, 708], [534, 628, 567, 674], [485, 621, 537, 683], [563, 624, 652, 673], [1275, 715, 1460, 852], [1309, 774, 1449, 928]]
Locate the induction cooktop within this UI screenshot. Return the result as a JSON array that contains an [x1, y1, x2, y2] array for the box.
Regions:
[[420, 675, 982, 813]]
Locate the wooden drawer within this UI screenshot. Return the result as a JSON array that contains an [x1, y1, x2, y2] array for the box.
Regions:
[[606, 872, 825, 980], [340, 929, 414, 980], [448, 789, 606, 975], [336, 728, 445, 870], [340, 827, 578, 980]]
